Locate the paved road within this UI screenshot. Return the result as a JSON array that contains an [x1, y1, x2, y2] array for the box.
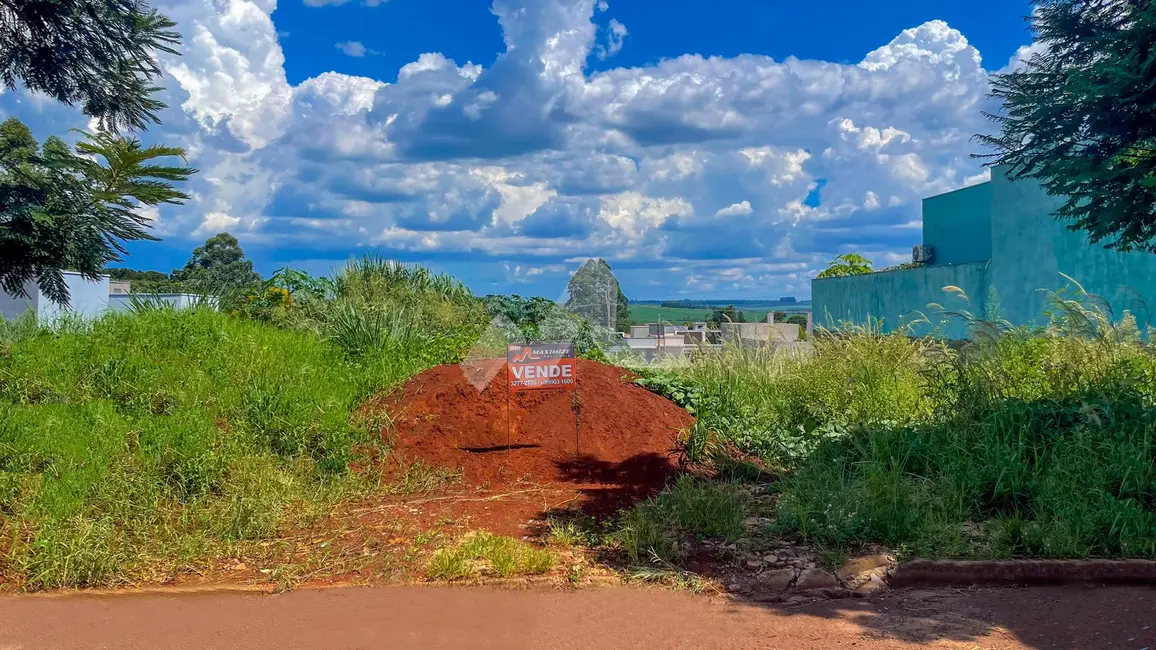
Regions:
[[0, 585, 1153, 649]]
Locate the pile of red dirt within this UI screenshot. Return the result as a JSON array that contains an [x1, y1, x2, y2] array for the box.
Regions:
[[370, 359, 694, 516]]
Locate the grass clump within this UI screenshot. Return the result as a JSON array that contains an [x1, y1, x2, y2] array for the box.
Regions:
[[637, 328, 937, 466], [427, 532, 556, 580], [614, 476, 747, 565]]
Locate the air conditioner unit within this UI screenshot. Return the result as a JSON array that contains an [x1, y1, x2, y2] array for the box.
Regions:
[[912, 244, 934, 263]]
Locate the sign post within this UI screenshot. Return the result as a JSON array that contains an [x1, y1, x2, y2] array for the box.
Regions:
[[506, 343, 579, 453]]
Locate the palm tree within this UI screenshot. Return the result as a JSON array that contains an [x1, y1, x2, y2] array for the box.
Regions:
[[815, 253, 874, 279], [72, 127, 196, 242], [0, 117, 197, 305]]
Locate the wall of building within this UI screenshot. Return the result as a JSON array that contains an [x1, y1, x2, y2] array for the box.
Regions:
[[988, 170, 1156, 329], [107, 293, 217, 312], [922, 182, 993, 266], [1, 274, 110, 322], [0, 282, 38, 321], [812, 261, 990, 339]]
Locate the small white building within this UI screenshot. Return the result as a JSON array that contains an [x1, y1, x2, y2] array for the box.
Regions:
[[1, 272, 214, 322], [0, 272, 113, 321]]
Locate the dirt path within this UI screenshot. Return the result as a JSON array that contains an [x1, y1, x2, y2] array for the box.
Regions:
[[0, 585, 1152, 649]]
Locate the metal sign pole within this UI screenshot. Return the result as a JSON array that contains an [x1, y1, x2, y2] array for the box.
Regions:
[[506, 357, 512, 451], [573, 387, 580, 457]]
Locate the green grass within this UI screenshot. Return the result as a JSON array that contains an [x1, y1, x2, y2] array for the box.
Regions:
[[427, 532, 557, 580], [0, 296, 473, 589], [636, 290, 1156, 561], [637, 330, 936, 466], [775, 330, 1156, 559], [613, 476, 748, 565]]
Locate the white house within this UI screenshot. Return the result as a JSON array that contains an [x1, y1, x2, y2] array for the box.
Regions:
[[0, 272, 113, 321], [1, 272, 216, 322]]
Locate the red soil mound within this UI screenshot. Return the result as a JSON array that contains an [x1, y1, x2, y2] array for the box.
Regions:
[[373, 359, 693, 516]]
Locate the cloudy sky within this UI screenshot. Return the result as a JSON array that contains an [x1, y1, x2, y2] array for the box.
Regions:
[[0, 0, 1035, 300]]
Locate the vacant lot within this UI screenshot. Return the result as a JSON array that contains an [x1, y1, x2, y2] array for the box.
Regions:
[[2, 262, 1153, 594]]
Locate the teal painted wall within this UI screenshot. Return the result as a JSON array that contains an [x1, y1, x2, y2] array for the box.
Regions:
[[922, 182, 993, 266], [812, 168, 1156, 337], [812, 262, 990, 339], [988, 170, 1156, 329]]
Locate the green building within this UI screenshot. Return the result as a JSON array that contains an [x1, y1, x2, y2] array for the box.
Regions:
[[811, 168, 1156, 338]]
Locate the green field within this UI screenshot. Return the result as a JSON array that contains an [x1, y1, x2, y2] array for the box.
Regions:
[[628, 305, 769, 325]]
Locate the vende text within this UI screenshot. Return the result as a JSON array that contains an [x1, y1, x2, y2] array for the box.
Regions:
[[510, 364, 574, 379]]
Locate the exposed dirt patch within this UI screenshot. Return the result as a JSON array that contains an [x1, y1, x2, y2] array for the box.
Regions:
[[364, 359, 694, 531]]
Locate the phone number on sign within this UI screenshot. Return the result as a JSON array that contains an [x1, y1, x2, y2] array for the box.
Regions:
[[510, 378, 575, 387]]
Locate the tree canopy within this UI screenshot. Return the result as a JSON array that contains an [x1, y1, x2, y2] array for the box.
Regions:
[[0, 0, 181, 131], [815, 253, 874, 279], [0, 117, 194, 304], [977, 0, 1156, 252], [564, 259, 630, 332], [171, 233, 262, 293]]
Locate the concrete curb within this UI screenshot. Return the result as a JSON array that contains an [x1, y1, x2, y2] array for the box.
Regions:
[[3, 584, 278, 599], [889, 559, 1156, 587]]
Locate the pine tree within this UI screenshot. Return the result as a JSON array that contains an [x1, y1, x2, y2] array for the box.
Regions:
[[0, 117, 195, 304], [0, 0, 180, 131], [977, 0, 1156, 251]]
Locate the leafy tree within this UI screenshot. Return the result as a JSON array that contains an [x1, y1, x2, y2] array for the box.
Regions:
[[104, 266, 180, 292], [977, 0, 1156, 251], [1, 0, 181, 131], [815, 253, 874, 279], [707, 304, 747, 326], [172, 233, 262, 293], [0, 117, 194, 304], [564, 259, 630, 332], [482, 294, 601, 355]]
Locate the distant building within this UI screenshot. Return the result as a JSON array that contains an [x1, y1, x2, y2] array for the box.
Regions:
[[109, 280, 131, 295], [1, 272, 214, 322], [0, 272, 112, 321], [812, 167, 1156, 338]]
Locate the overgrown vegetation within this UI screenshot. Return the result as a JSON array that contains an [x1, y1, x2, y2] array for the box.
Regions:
[[614, 476, 747, 565], [639, 285, 1156, 561], [0, 257, 486, 589]]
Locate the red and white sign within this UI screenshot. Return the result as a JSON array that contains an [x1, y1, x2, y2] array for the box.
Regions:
[[507, 343, 576, 392]]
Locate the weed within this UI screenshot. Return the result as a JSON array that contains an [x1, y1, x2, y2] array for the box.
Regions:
[[427, 548, 472, 580], [0, 261, 482, 589], [614, 476, 748, 564], [387, 460, 463, 495], [426, 532, 556, 581]]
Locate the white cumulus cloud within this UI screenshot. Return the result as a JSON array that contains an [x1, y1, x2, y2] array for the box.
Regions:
[[0, 0, 1021, 299]]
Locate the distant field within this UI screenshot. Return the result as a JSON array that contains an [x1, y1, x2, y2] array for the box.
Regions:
[[628, 305, 769, 325], [628, 301, 811, 325]]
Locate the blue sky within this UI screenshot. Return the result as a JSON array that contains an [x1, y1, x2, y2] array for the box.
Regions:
[[0, 0, 1036, 300]]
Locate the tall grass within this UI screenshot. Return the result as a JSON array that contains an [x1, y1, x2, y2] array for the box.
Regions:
[[638, 327, 940, 466], [245, 256, 487, 362], [0, 303, 466, 589], [643, 286, 1156, 560]]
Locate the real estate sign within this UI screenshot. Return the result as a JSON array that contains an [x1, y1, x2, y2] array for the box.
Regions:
[[507, 343, 576, 392]]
